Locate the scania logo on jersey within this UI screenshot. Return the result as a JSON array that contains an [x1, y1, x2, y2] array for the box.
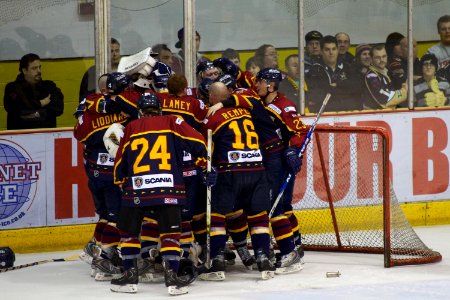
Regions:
[[132, 174, 174, 189], [227, 150, 263, 163], [0, 139, 41, 227]]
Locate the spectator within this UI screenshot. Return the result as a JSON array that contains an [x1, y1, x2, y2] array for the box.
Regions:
[[306, 35, 361, 113], [3, 53, 64, 130], [413, 53, 450, 107], [245, 56, 263, 75], [388, 37, 421, 90], [427, 15, 450, 70], [279, 54, 300, 102], [254, 44, 279, 69], [335, 32, 354, 65], [222, 48, 240, 67], [362, 44, 408, 109], [151, 43, 174, 69], [304, 30, 323, 73], [79, 38, 120, 101], [385, 32, 404, 65], [171, 28, 209, 76], [354, 43, 372, 76]]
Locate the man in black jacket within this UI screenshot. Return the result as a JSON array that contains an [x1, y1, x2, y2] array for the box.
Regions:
[[4, 53, 64, 129]]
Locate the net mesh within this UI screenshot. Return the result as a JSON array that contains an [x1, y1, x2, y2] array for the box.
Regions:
[[292, 125, 441, 267]]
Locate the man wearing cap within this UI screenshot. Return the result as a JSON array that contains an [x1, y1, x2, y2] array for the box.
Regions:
[[305, 30, 323, 70], [172, 28, 209, 76]]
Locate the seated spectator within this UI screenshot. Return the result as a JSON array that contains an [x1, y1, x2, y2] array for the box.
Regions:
[[389, 37, 421, 89], [245, 56, 263, 75], [254, 44, 279, 68], [385, 32, 404, 65], [222, 48, 240, 67], [427, 15, 450, 71], [3, 53, 64, 129], [279, 54, 300, 102], [362, 44, 408, 109], [152, 43, 174, 69], [354, 43, 372, 76], [306, 35, 361, 113], [413, 53, 450, 107], [335, 32, 355, 65]]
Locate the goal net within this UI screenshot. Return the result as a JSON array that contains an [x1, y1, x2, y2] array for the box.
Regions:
[[292, 125, 442, 267]]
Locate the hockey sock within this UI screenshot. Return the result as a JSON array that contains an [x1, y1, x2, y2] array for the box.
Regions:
[[94, 218, 107, 244], [118, 230, 141, 271], [226, 209, 249, 248], [210, 213, 228, 258], [100, 222, 120, 253], [191, 212, 207, 246], [140, 217, 159, 259], [248, 211, 271, 256], [160, 232, 181, 272], [270, 215, 295, 255], [286, 211, 302, 246], [180, 221, 194, 258]]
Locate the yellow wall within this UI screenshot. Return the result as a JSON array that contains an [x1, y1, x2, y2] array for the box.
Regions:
[[0, 42, 437, 131]]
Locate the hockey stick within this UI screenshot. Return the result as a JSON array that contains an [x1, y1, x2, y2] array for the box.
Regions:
[[269, 93, 331, 218], [205, 129, 213, 268], [0, 253, 79, 273]]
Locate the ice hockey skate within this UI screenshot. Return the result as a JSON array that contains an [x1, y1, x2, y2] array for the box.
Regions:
[[198, 252, 226, 281], [236, 246, 256, 270], [79, 240, 96, 265], [255, 249, 276, 280], [275, 249, 303, 274], [110, 266, 138, 293], [163, 261, 195, 296], [92, 257, 122, 281]]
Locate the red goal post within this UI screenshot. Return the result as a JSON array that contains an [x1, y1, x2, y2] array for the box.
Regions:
[[292, 125, 442, 267]]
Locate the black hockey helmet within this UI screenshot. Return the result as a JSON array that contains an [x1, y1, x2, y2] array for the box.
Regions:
[[107, 72, 131, 95], [198, 78, 215, 100], [256, 68, 283, 89], [138, 93, 162, 116], [0, 247, 15, 268], [196, 60, 215, 78], [217, 74, 237, 90]]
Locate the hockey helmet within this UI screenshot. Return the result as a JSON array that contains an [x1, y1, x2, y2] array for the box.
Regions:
[[217, 74, 237, 90], [107, 72, 131, 95], [138, 93, 162, 116], [196, 60, 215, 78], [198, 78, 215, 100], [0, 247, 15, 268], [256, 68, 283, 83]]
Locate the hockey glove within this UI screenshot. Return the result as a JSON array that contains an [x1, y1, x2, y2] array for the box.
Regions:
[[284, 147, 302, 175], [213, 57, 239, 78], [203, 166, 218, 187]]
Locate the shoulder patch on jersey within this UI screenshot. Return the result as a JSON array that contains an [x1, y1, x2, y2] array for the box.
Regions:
[[268, 103, 282, 114], [198, 99, 205, 109], [176, 117, 184, 125], [284, 106, 296, 113]]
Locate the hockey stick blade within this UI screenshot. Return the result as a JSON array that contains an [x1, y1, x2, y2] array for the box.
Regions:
[[269, 93, 331, 218], [0, 254, 79, 273]]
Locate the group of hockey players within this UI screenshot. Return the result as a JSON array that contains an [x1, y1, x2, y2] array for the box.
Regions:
[[73, 47, 309, 296]]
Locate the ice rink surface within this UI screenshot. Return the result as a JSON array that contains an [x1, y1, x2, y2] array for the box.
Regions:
[[1, 225, 449, 300]]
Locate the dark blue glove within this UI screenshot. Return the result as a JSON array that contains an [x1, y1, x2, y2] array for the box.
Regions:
[[151, 62, 172, 90], [213, 57, 239, 78], [284, 147, 302, 174], [203, 166, 218, 187]]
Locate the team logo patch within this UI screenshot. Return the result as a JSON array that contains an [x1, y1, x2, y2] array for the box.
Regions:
[[134, 177, 143, 188], [97, 152, 114, 166], [99, 154, 108, 164], [284, 106, 296, 113], [229, 152, 240, 162]]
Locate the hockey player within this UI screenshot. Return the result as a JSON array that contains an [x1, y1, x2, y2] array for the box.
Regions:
[[208, 70, 305, 274], [200, 82, 275, 281], [110, 94, 216, 295], [74, 72, 131, 281], [254, 68, 307, 264]]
